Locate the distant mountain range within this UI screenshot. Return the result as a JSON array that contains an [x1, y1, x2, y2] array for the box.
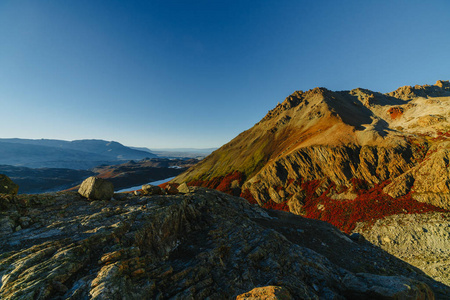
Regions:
[[0, 138, 157, 169], [146, 148, 217, 159], [0, 138, 211, 193], [0, 158, 197, 194]]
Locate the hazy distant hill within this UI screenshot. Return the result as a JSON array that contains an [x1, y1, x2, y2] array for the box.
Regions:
[[0, 158, 198, 194], [140, 147, 217, 159], [0, 138, 156, 169]]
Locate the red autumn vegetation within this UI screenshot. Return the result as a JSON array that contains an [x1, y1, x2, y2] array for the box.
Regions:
[[240, 189, 258, 205], [434, 130, 450, 141], [186, 171, 246, 196], [215, 171, 245, 193], [158, 182, 179, 189], [240, 187, 290, 211], [438, 130, 450, 137], [171, 170, 447, 234], [238, 178, 448, 234], [302, 179, 447, 233], [261, 200, 289, 211], [387, 106, 404, 119], [275, 186, 284, 192], [301, 179, 322, 197], [350, 178, 369, 195]]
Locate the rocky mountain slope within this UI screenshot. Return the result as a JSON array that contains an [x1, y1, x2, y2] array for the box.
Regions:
[[173, 80, 450, 229], [0, 139, 156, 169], [1, 189, 448, 299]]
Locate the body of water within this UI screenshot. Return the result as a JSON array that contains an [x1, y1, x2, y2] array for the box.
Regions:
[[116, 176, 176, 193]]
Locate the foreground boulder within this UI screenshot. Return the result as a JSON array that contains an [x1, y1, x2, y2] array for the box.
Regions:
[[164, 183, 179, 194], [78, 176, 114, 200], [141, 184, 163, 195], [177, 182, 192, 194], [0, 174, 18, 195], [0, 189, 446, 299]]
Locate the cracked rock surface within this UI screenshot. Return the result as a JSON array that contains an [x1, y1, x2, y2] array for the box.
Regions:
[[0, 190, 448, 299]]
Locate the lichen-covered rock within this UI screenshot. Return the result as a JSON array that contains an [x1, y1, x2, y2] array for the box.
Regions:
[[343, 273, 435, 300], [287, 192, 306, 215], [384, 146, 450, 209], [78, 176, 114, 200], [0, 189, 446, 299], [177, 182, 191, 194], [236, 286, 292, 300], [0, 174, 19, 195], [0, 215, 15, 235], [354, 212, 450, 286], [242, 144, 419, 205]]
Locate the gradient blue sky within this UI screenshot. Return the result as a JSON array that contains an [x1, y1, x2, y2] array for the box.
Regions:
[[1, 1, 449, 148]]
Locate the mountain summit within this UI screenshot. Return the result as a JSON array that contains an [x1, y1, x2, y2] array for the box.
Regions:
[[174, 80, 450, 228]]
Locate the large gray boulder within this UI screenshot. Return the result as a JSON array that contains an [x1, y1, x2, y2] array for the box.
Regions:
[[78, 176, 114, 200], [0, 174, 19, 195], [177, 183, 191, 194]]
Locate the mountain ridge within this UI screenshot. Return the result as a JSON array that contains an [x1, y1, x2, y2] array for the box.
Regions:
[[173, 80, 450, 225], [0, 138, 157, 169]]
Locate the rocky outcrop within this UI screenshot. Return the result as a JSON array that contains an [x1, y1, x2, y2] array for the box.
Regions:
[[354, 212, 450, 287], [0, 190, 447, 299], [387, 80, 450, 100], [141, 184, 163, 195], [0, 174, 18, 195], [177, 182, 192, 194], [342, 273, 435, 300], [243, 144, 421, 205], [78, 176, 114, 200], [236, 286, 292, 300], [384, 145, 450, 209]]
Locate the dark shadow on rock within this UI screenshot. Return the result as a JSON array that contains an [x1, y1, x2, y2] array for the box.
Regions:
[[257, 209, 450, 299]]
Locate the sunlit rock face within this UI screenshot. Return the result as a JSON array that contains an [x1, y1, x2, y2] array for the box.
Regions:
[[173, 80, 450, 230], [78, 176, 114, 200], [0, 190, 447, 299]]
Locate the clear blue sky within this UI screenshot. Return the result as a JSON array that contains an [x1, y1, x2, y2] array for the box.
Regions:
[[1, 1, 449, 148]]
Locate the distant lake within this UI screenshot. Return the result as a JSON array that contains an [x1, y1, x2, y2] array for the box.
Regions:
[[116, 177, 176, 193]]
